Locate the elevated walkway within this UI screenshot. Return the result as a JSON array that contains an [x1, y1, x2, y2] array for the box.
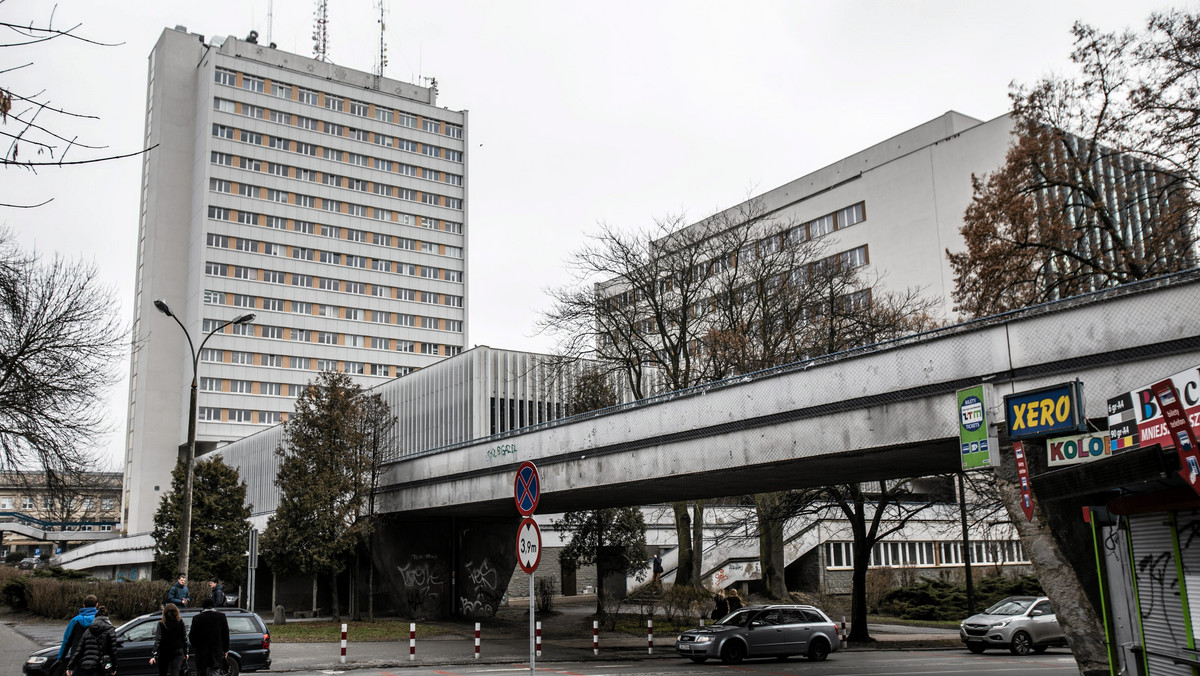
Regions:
[[0, 511, 118, 542]]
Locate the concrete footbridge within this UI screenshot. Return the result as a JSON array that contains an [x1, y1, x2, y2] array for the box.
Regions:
[[377, 272, 1200, 518]]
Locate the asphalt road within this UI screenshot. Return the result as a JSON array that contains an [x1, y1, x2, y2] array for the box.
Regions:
[[266, 650, 1079, 675]]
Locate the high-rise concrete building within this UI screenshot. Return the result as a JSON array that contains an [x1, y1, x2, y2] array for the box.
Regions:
[[122, 26, 468, 535]]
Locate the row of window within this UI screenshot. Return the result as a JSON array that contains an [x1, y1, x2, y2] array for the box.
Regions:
[[205, 232, 462, 282], [203, 258, 464, 307], [212, 117, 463, 169], [215, 67, 463, 138], [207, 205, 464, 258], [198, 316, 464, 352], [824, 539, 1029, 569], [0, 496, 116, 511], [210, 175, 462, 224], [213, 98, 464, 186], [196, 348, 422, 377], [212, 149, 464, 234], [212, 125, 463, 208], [201, 291, 463, 333]]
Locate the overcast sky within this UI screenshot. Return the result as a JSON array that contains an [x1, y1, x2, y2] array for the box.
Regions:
[[1, 0, 1175, 469]]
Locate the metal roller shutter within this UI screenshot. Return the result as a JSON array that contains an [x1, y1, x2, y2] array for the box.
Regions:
[[1129, 512, 1192, 676]]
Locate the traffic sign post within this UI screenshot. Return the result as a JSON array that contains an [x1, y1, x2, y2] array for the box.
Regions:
[[514, 463, 541, 675]]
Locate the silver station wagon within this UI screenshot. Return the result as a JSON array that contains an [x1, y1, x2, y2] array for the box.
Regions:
[[675, 604, 840, 664]]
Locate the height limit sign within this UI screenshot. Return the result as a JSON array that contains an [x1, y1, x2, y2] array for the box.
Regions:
[[517, 517, 541, 574]]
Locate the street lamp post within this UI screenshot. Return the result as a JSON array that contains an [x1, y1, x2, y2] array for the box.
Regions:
[[154, 299, 254, 579]]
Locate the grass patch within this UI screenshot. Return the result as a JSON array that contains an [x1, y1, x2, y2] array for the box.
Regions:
[[611, 617, 698, 636], [867, 614, 962, 629], [267, 620, 459, 643]]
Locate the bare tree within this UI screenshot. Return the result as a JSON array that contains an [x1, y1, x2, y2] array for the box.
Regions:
[[0, 228, 126, 484], [949, 15, 1199, 317]]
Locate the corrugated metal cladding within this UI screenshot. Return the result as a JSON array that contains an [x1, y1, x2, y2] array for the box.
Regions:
[[211, 347, 628, 514], [1128, 512, 1194, 676]]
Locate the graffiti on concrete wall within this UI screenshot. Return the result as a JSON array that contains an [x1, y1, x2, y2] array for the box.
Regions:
[[397, 554, 447, 614], [460, 557, 502, 616]]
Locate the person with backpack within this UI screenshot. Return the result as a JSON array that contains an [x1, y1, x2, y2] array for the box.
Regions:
[[150, 603, 188, 676], [66, 604, 115, 676], [165, 574, 189, 607], [58, 594, 99, 662], [208, 578, 226, 607]]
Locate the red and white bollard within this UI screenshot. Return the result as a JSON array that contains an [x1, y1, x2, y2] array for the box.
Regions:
[[840, 617, 848, 648], [474, 622, 480, 659], [409, 623, 415, 661], [593, 620, 599, 655], [535, 621, 542, 657], [339, 623, 347, 664], [647, 619, 653, 655]]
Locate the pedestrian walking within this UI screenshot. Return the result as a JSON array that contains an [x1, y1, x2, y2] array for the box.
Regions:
[[711, 590, 728, 620], [190, 598, 230, 676], [650, 554, 663, 590], [208, 579, 226, 607], [165, 574, 190, 607], [58, 594, 99, 662], [150, 603, 188, 676], [66, 604, 115, 676]]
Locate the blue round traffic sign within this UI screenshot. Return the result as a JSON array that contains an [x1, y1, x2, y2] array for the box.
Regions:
[[514, 461, 540, 516]]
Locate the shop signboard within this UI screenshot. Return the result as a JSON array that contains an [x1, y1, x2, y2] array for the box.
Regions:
[[958, 384, 998, 469], [1107, 365, 1200, 453], [1004, 381, 1086, 441]]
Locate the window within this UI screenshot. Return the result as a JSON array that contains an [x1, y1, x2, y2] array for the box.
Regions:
[[206, 233, 229, 248], [318, 278, 339, 291], [317, 359, 338, 372], [270, 82, 290, 98], [446, 150, 462, 162], [203, 290, 225, 305], [323, 121, 343, 136], [292, 301, 312, 314], [347, 204, 367, 217], [809, 214, 834, 238], [397, 288, 416, 301], [446, 320, 463, 332], [230, 351, 253, 364], [422, 119, 441, 134], [421, 193, 439, 206], [323, 199, 342, 213], [421, 343, 439, 355], [211, 151, 233, 166], [297, 115, 319, 130], [318, 331, 338, 345], [292, 274, 313, 287], [420, 316, 439, 329], [267, 136, 287, 150], [398, 188, 417, 201], [262, 354, 283, 367], [445, 295, 463, 307], [237, 211, 258, 225], [323, 173, 341, 187], [260, 411, 281, 424], [371, 364, 390, 376], [297, 88, 319, 105], [374, 208, 391, 221], [348, 178, 369, 192], [265, 215, 286, 230], [372, 285, 390, 298], [267, 162, 287, 177], [346, 255, 366, 268], [261, 382, 282, 396], [445, 270, 463, 283], [268, 109, 288, 124], [397, 139, 418, 152], [102, 498, 114, 511], [376, 159, 392, 171], [322, 147, 341, 161], [205, 262, 228, 277], [294, 220, 315, 234], [345, 361, 365, 374], [213, 124, 235, 139], [267, 189, 288, 203], [446, 174, 463, 186], [444, 221, 463, 234], [230, 409, 253, 423], [228, 379, 252, 394], [398, 314, 415, 326], [837, 202, 865, 228], [231, 294, 255, 308], [346, 282, 366, 295], [371, 337, 389, 350], [445, 124, 463, 139], [297, 142, 318, 156], [199, 407, 221, 421], [240, 156, 262, 171], [398, 164, 418, 177], [214, 68, 236, 86], [291, 328, 311, 342], [240, 130, 263, 145], [242, 74, 265, 93], [233, 266, 255, 280], [346, 335, 363, 348], [373, 133, 394, 147], [372, 259, 391, 272], [422, 145, 440, 158], [262, 298, 284, 311], [22, 496, 33, 510], [445, 197, 463, 210], [347, 229, 366, 242], [292, 247, 314, 261], [373, 233, 392, 247], [396, 339, 415, 352], [262, 270, 285, 284], [290, 356, 309, 369], [349, 128, 369, 142], [840, 245, 868, 269], [200, 348, 222, 363], [372, 311, 390, 323], [347, 153, 368, 167], [319, 251, 340, 264], [324, 95, 344, 112], [421, 267, 438, 279], [397, 112, 417, 128], [375, 106, 392, 122], [296, 194, 315, 208], [237, 183, 257, 198], [242, 104, 264, 119]]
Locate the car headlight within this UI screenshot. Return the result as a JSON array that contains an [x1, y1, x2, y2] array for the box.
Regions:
[[991, 619, 1012, 629], [694, 635, 714, 644], [26, 656, 48, 665]]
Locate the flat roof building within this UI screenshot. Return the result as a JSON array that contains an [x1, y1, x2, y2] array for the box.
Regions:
[[122, 26, 469, 535]]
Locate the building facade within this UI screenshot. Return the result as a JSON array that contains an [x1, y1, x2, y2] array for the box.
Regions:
[[0, 471, 122, 558], [122, 27, 469, 535]]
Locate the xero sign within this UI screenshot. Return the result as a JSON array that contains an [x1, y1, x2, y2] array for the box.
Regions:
[[1004, 381, 1086, 441]]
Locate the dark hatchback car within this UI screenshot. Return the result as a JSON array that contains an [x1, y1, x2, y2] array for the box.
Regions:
[[24, 608, 271, 676], [676, 604, 840, 664]]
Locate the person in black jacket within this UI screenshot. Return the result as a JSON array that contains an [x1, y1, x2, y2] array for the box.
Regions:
[[66, 605, 115, 676], [208, 579, 226, 607], [189, 599, 230, 676], [150, 603, 188, 676]]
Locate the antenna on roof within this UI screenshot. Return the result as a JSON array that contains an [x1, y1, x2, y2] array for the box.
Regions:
[[374, 0, 388, 86], [312, 0, 329, 62], [267, 0, 274, 46]]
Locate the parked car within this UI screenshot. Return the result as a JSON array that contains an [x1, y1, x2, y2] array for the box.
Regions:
[[675, 603, 840, 664], [17, 557, 47, 570], [23, 607, 271, 676], [960, 595, 1066, 655]]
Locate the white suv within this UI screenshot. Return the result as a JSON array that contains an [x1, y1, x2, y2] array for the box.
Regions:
[[960, 596, 1067, 655]]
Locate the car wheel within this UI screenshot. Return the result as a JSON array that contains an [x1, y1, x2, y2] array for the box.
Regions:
[[688, 656, 707, 663], [967, 643, 987, 654], [1009, 631, 1034, 656], [808, 638, 831, 662], [720, 641, 746, 665], [225, 656, 241, 676], [1033, 645, 1048, 654]]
